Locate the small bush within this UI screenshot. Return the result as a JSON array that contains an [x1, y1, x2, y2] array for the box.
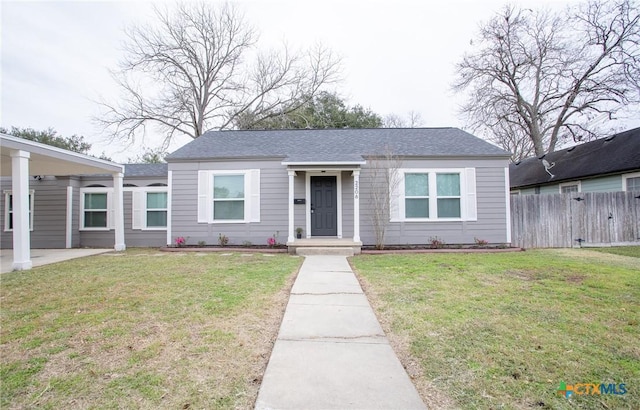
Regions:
[[218, 233, 229, 247], [474, 237, 489, 246], [197, 240, 206, 247], [428, 236, 445, 249]]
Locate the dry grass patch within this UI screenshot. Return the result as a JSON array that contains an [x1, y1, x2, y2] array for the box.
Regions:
[[1, 249, 301, 409], [352, 249, 639, 409]]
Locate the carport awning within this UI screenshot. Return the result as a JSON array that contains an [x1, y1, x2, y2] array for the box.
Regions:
[[0, 134, 123, 176], [1, 133, 126, 271]]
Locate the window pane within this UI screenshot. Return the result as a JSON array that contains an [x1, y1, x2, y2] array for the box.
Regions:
[[437, 173, 460, 196], [85, 193, 107, 209], [405, 173, 428, 196], [147, 210, 167, 227], [147, 192, 167, 209], [214, 175, 244, 198], [437, 198, 461, 218], [214, 200, 244, 220], [84, 211, 107, 227], [627, 177, 640, 191], [405, 198, 429, 218], [560, 185, 578, 193]]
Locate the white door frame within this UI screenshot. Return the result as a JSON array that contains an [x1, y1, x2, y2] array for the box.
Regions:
[[305, 171, 342, 238]]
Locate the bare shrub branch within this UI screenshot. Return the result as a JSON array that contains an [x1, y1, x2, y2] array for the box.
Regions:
[[367, 148, 403, 250]]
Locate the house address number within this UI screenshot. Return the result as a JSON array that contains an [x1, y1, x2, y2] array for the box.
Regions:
[[354, 180, 359, 199]]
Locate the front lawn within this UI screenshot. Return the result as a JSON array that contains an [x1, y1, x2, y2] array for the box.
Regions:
[[1, 249, 301, 409], [352, 249, 639, 409], [586, 245, 640, 258]]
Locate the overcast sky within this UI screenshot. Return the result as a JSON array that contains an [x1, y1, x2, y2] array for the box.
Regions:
[[2, 0, 634, 161]]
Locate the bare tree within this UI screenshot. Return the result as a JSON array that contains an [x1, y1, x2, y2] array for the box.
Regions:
[[98, 2, 340, 147], [367, 149, 403, 250], [454, 0, 640, 161], [382, 113, 406, 128], [382, 111, 424, 128]]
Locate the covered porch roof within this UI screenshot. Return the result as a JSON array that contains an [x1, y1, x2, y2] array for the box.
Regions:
[[0, 133, 126, 271], [0, 134, 123, 176]]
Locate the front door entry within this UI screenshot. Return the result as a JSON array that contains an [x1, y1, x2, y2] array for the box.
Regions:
[[311, 176, 337, 236]]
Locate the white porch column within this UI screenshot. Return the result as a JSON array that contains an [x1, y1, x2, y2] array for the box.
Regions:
[[65, 186, 73, 248], [112, 172, 126, 251], [287, 170, 296, 243], [352, 169, 361, 243], [11, 150, 32, 270], [166, 170, 173, 246]]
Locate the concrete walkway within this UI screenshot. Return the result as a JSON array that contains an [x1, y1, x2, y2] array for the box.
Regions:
[[0, 249, 113, 274], [255, 255, 426, 410]]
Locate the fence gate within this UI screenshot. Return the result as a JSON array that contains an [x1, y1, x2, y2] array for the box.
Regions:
[[510, 192, 640, 248]]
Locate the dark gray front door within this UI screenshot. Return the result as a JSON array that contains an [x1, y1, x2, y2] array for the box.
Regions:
[[311, 176, 337, 236]]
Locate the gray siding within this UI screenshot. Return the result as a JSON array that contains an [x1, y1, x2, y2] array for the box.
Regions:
[[358, 159, 509, 245], [78, 176, 167, 248], [1, 175, 167, 249], [581, 175, 622, 192], [169, 160, 290, 246], [168, 157, 509, 246], [341, 171, 354, 239], [539, 184, 559, 194], [294, 171, 306, 237], [1, 177, 69, 249], [516, 174, 624, 196]]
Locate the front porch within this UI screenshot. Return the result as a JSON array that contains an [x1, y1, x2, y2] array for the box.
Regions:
[[286, 238, 363, 256], [283, 161, 364, 251]]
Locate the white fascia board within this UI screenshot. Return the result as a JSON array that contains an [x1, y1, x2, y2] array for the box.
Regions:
[[0, 133, 124, 173], [281, 160, 367, 166]]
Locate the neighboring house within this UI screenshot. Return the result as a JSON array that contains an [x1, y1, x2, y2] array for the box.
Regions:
[[510, 127, 640, 195], [1, 128, 512, 262]]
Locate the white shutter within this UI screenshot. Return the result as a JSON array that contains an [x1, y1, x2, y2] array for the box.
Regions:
[[249, 169, 261, 222], [197, 171, 210, 223], [465, 168, 477, 221], [108, 191, 115, 229], [389, 169, 402, 221], [132, 189, 144, 230]]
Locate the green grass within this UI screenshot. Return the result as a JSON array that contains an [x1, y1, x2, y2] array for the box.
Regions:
[[0, 249, 301, 409], [587, 246, 640, 258], [352, 249, 640, 409]]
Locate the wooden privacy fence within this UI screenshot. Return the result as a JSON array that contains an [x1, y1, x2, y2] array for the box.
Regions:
[[510, 192, 640, 248]]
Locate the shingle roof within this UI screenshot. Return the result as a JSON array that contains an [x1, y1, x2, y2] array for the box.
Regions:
[[165, 128, 509, 162], [123, 163, 168, 177], [510, 127, 640, 189]]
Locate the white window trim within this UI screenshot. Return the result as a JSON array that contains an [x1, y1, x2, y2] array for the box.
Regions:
[[129, 187, 168, 231], [80, 187, 113, 231], [197, 170, 260, 224], [3, 190, 35, 232], [392, 168, 477, 222], [559, 181, 581, 193], [622, 171, 640, 192]]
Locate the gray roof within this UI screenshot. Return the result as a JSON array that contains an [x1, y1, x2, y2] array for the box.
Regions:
[[165, 128, 509, 162], [123, 163, 168, 177], [510, 127, 640, 189]]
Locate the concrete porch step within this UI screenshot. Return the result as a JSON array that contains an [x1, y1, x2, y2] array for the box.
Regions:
[[296, 247, 355, 256]]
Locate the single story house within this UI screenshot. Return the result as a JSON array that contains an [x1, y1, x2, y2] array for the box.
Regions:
[[510, 127, 640, 195], [1, 128, 512, 268]]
